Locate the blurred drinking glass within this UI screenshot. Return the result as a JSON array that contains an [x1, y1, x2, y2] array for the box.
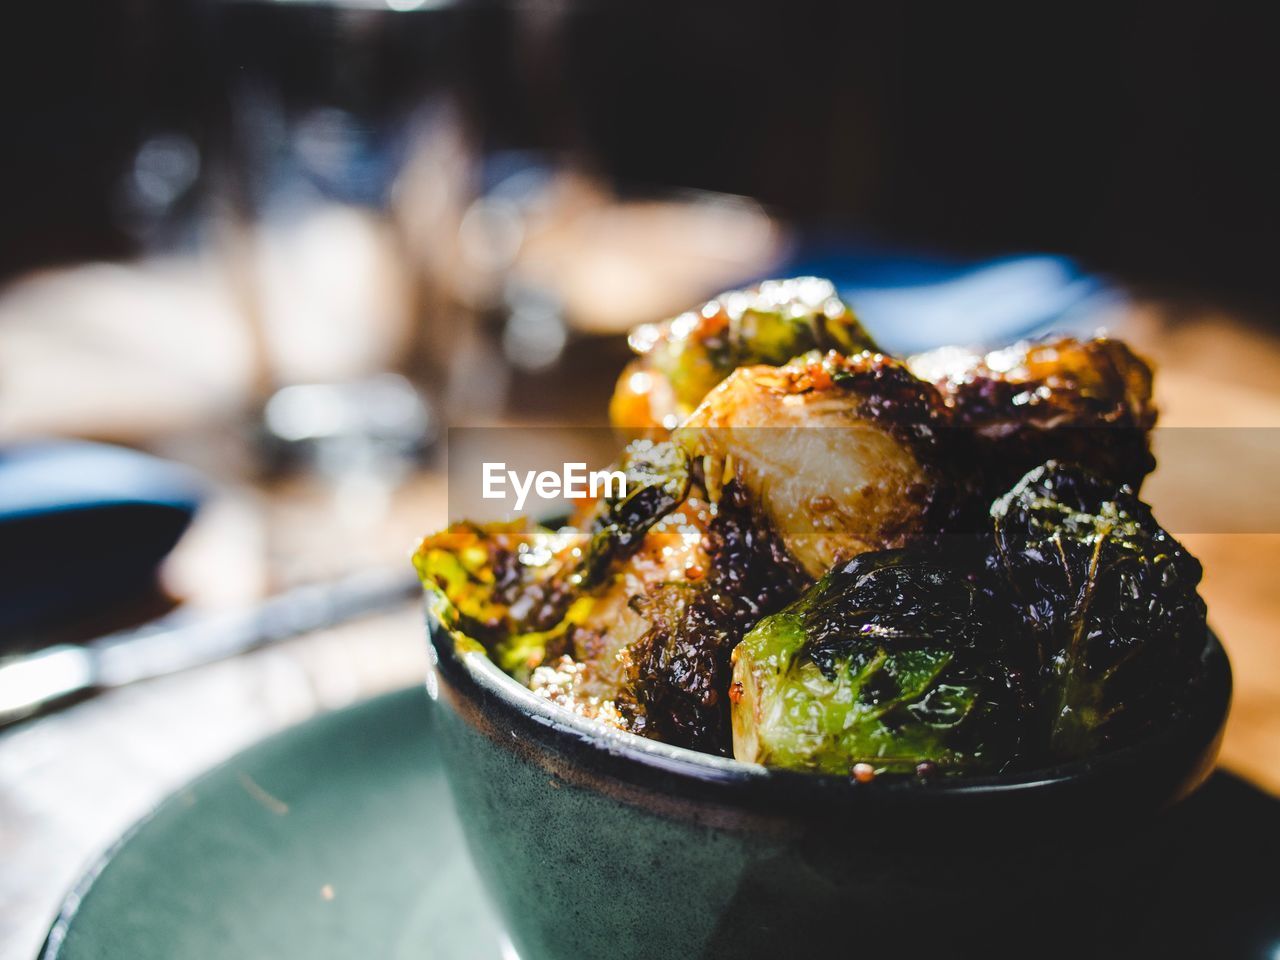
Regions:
[[206, 0, 475, 507]]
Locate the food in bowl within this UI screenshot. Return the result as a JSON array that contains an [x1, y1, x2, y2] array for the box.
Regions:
[[414, 277, 1208, 778]]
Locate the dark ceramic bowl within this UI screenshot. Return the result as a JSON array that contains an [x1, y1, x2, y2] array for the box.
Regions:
[[425, 612, 1231, 960]]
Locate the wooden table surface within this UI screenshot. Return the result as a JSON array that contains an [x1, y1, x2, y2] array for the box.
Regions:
[[1, 297, 1278, 960], [1123, 302, 1280, 794]]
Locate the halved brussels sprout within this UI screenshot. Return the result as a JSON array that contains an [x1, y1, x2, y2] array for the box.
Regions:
[[731, 547, 1022, 775]]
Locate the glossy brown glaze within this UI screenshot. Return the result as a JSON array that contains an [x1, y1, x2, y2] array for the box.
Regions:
[[909, 336, 1158, 496]]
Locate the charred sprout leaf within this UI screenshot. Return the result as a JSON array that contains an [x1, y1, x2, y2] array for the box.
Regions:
[[614, 278, 880, 429], [578, 439, 691, 588], [413, 520, 594, 682], [618, 484, 807, 754], [731, 547, 1021, 775], [990, 461, 1207, 759], [527, 497, 717, 730]]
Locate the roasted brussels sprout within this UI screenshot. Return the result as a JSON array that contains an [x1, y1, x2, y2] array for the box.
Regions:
[[731, 546, 1022, 775], [991, 461, 1207, 759], [530, 497, 716, 728], [908, 336, 1157, 496], [413, 519, 590, 681], [618, 483, 807, 753], [678, 350, 955, 577], [611, 277, 878, 433]]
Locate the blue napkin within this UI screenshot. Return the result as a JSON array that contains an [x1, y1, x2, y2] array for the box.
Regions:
[[776, 244, 1122, 355], [0, 442, 205, 639]]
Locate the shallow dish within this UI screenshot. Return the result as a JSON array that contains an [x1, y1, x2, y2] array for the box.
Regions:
[[427, 610, 1232, 960], [40, 689, 509, 960], [43, 671, 1276, 959]]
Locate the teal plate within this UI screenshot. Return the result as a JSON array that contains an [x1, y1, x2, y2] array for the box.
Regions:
[[40, 688, 509, 960], [38, 684, 1280, 959]]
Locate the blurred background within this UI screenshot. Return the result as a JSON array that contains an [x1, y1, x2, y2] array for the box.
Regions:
[[2, 2, 1280, 955]]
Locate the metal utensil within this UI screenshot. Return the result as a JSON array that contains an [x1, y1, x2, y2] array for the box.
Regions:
[[0, 566, 421, 726]]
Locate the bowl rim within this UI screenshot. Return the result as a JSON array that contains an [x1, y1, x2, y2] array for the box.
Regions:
[[426, 605, 1233, 800]]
